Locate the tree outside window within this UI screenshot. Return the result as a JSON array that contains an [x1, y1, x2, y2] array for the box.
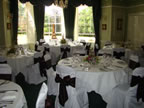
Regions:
[[78, 6, 94, 37], [18, 2, 27, 35], [76, 5, 95, 43]]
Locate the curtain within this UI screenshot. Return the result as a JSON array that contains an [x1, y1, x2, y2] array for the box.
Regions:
[[92, 0, 101, 48], [26, 2, 36, 45], [63, 4, 75, 40], [63, 0, 101, 44], [14, 0, 101, 44], [20, 0, 54, 6], [34, 5, 45, 41], [10, 0, 18, 45], [20, 0, 53, 41]]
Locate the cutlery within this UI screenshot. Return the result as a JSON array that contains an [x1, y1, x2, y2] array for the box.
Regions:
[[112, 65, 123, 68], [0, 81, 8, 86], [0, 90, 18, 93], [0, 101, 13, 104]]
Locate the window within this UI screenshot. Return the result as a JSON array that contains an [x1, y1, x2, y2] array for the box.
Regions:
[[18, 1, 35, 45], [44, 4, 65, 40], [75, 5, 95, 43], [18, 1, 27, 44]]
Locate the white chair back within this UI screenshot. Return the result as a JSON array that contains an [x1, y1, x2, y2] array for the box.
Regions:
[[36, 83, 48, 108], [34, 52, 43, 58], [126, 67, 144, 108], [55, 65, 80, 108], [0, 56, 7, 63], [129, 55, 140, 70], [25, 63, 46, 84]]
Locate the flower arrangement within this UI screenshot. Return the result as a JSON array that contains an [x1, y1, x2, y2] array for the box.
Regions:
[[83, 55, 99, 65], [60, 36, 67, 44]]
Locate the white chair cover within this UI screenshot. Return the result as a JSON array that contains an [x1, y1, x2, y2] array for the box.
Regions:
[[37, 46, 45, 52], [130, 55, 139, 63], [113, 48, 125, 59], [0, 64, 12, 74], [129, 54, 140, 70], [34, 52, 43, 59], [107, 67, 144, 108], [55, 65, 81, 108], [36, 83, 48, 108], [39, 39, 45, 43], [47, 68, 58, 95], [0, 56, 7, 63], [24, 63, 46, 84], [43, 43, 49, 48], [73, 46, 86, 56], [125, 67, 144, 108], [44, 53, 51, 62]]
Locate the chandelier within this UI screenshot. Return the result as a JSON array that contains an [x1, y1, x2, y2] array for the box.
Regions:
[[54, 0, 68, 8]]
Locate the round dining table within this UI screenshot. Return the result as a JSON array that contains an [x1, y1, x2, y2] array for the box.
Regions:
[[0, 80, 27, 108], [58, 55, 129, 102]]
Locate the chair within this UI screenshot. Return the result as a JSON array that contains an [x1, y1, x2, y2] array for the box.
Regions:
[[35, 39, 45, 52], [129, 55, 140, 70], [107, 67, 144, 108], [36, 83, 48, 108], [80, 40, 86, 46], [25, 63, 46, 84], [34, 52, 45, 77], [113, 48, 125, 59], [73, 46, 86, 56], [43, 43, 50, 55], [55, 65, 81, 108], [34, 52, 52, 77], [15, 73, 45, 108], [39, 39, 45, 45], [103, 41, 113, 48], [94, 43, 99, 56], [60, 45, 71, 59], [0, 56, 7, 64], [85, 43, 91, 55], [0, 64, 12, 80]]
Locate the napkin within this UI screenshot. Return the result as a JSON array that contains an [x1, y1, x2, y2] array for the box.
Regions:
[[1, 91, 17, 101], [112, 59, 127, 68]]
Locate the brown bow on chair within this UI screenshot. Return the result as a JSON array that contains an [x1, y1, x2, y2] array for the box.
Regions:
[[55, 74, 75, 106], [61, 47, 70, 59], [130, 75, 144, 102]]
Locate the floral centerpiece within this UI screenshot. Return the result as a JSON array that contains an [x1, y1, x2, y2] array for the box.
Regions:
[[83, 55, 99, 65], [83, 48, 99, 65], [60, 36, 67, 44]]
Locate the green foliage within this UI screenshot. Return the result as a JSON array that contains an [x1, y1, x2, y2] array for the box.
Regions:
[[78, 7, 94, 36]]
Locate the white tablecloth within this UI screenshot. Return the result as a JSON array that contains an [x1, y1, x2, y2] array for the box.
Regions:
[[0, 64, 12, 74], [48, 43, 85, 65], [7, 55, 34, 81], [58, 56, 129, 102], [0, 80, 27, 108]]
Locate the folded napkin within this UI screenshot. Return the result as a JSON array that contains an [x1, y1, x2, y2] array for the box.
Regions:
[[1, 91, 17, 101], [112, 60, 127, 68]]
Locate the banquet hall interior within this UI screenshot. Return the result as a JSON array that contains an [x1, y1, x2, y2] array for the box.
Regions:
[[0, 0, 144, 108]]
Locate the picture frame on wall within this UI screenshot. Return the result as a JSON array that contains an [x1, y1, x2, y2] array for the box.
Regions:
[[117, 18, 123, 30], [102, 24, 107, 30]]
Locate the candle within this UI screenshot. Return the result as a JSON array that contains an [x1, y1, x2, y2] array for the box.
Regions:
[[52, 24, 55, 33]]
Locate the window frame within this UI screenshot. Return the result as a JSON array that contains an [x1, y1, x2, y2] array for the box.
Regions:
[[44, 5, 64, 37]]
